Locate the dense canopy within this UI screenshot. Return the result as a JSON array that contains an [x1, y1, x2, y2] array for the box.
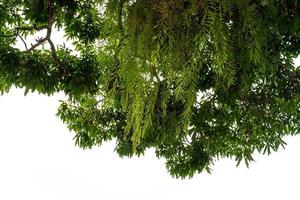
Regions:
[[0, 0, 299, 178]]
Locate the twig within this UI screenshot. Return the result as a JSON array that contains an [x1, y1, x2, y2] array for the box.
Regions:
[[0, 25, 47, 50], [15, 24, 48, 32], [26, 36, 48, 52], [0, 34, 16, 38], [17, 34, 28, 50]]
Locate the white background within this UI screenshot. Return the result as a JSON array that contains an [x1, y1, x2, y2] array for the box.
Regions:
[[0, 33, 299, 199], [1, 84, 300, 199]]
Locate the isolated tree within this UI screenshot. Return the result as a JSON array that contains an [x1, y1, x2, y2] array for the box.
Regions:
[[0, 0, 299, 178]]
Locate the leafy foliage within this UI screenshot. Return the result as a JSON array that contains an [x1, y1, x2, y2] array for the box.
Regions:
[[0, 0, 299, 178]]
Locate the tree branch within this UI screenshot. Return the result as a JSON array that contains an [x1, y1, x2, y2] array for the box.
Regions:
[[47, 37, 69, 76], [0, 25, 48, 49], [18, 0, 70, 76], [25, 0, 56, 53], [17, 34, 28, 50], [26, 36, 48, 52], [15, 24, 48, 32]]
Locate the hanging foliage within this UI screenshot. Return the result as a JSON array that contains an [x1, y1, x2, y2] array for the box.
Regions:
[[0, 0, 299, 178]]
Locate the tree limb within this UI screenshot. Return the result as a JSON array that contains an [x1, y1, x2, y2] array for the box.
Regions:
[[18, 0, 70, 76]]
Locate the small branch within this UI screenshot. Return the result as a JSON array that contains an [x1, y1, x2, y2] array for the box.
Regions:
[[0, 34, 16, 38], [26, 36, 48, 52], [0, 24, 48, 48], [17, 34, 28, 50], [95, 99, 104, 105], [0, 33, 17, 45], [15, 24, 48, 32], [24, 25, 51, 52]]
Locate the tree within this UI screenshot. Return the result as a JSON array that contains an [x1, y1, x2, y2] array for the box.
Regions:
[[0, 0, 299, 178]]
